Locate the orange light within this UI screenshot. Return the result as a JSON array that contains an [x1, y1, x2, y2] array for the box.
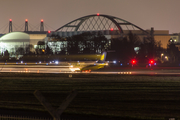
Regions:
[[9, 19, 12, 22], [41, 19, 44, 22], [48, 30, 51, 33], [97, 13, 100, 16], [25, 19, 28, 22]]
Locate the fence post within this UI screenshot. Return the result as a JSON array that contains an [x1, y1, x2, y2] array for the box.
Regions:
[[34, 90, 60, 120], [57, 90, 78, 116], [34, 90, 77, 120]]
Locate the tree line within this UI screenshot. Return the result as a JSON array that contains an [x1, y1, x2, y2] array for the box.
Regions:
[[1, 31, 179, 63]]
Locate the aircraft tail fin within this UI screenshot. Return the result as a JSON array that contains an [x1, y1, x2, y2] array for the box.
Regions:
[[100, 51, 107, 62]]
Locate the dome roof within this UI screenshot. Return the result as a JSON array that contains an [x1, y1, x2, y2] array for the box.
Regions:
[[0, 32, 30, 40]]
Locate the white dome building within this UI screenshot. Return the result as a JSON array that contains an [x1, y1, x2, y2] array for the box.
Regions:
[[0, 32, 30, 40], [0, 32, 30, 57], [0, 31, 47, 57]]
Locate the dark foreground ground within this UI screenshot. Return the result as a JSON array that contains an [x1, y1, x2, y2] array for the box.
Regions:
[[0, 73, 180, 120]]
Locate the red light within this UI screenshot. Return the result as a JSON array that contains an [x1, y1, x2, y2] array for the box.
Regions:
[[150, 60, 154, 64], [48, 30, 51, 33], [41, 19, 44, 22], [110, 28, 114, 31], [25, 19, 28, 22], [132, 60, 136, 64], [97, 13, 100, 16], [9, 19, 12, 22]]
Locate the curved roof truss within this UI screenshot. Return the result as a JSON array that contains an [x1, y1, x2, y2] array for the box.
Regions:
[[55, 14, 148, 34]]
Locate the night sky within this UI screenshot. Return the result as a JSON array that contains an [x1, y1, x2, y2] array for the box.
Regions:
[[0, 0, 179, 34]]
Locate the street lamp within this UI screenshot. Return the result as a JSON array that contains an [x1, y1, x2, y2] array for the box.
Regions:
[[165, 56, 168, 61], [161, 53, 164, 61]]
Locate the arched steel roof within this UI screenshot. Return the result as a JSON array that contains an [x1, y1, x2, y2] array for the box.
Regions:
[[55, 14, 148, 35]]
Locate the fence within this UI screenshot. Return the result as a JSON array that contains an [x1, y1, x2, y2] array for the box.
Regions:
[[0, 115, 75, 120], [0, 115, 53, 120]]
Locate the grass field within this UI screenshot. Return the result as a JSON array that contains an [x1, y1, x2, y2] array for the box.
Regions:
[[0, 73, 180, 120]]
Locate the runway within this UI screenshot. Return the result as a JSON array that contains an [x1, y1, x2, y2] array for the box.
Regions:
[[1, 63, 180, 76], [0, 63, 80, 73]]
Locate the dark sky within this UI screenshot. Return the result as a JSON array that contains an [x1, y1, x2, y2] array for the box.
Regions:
[[0, 0, 179, 34]]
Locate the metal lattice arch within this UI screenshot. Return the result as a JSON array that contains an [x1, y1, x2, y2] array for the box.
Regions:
[[55, 14, 148, 35]]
